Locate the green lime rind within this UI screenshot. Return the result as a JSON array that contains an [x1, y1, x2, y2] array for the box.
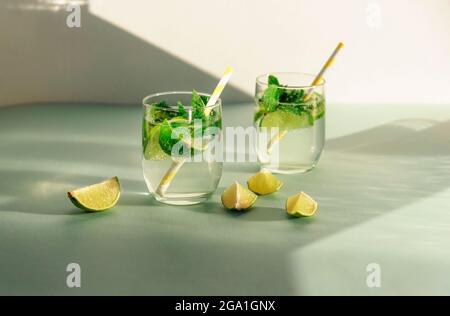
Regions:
[[144, 126, 170, 160], [142, 117, 151, 148], [256, 98, 325, 129], [158, 117, 190, 156], [69, 196, 97, 212], [313, 99, 325, 120], [260, 110, 312, 130], [67, 177, 121, 212]]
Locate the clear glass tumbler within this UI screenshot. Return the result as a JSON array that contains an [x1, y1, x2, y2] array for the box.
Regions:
[[142, 91, 223, 205], [254, 73, 326, 174]]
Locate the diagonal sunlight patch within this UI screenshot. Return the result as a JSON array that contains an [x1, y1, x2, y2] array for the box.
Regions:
[[287, 186, 450, 295], [88, 0, 255, 97]]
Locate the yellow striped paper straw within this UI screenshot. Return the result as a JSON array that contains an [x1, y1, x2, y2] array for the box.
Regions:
[[204, 66, 233, 115], [266, 129, 288, 155], [156, 157, 187, 195], [267, 42, 344, 154], [156, 67, 234, 197], [303, 42, 344, 101]]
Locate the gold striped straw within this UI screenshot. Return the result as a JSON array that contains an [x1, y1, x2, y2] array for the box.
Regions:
[[156, 67, 234, 197], [303, 42, 344, 101], [267, 42, 344, 154], [205, 66, 233, 116]]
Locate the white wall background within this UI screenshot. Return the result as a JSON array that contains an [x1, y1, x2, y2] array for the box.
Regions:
[[1, 0, 450, 106]]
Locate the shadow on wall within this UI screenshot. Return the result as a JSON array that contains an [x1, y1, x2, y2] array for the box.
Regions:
[[0, 0, 250, 106]]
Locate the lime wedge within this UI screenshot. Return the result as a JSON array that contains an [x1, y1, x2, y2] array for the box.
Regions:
[[286, 192, 317, 217], [159, 118, 191, 156], [67, 177, 121, 212], [142, 117, 150, 147], [221, 181, 257, 211], [159, 117, 208, 156], [260, 110, 311, 130], [144, 126, 169, 160], [247, 171, 283, 195]]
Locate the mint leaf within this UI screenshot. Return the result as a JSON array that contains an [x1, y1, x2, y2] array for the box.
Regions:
[[158, 119, 191, 156], [268, 74, 280, 86], [191, 89, 206, 120], [262, 85, 280, 112], [200, 94, 210, 106], [280, 88, 305, 104], [298, 89, 305, 99], [254, 109, 266, 123], [177, 101, 188, 118], [260, 75, 282, 112], [150, 101, 177, 123], [155, 100, 169, 108]]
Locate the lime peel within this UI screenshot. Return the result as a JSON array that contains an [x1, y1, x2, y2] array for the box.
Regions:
[[144, 126, 169, 160], [260, 110, 312, 130]]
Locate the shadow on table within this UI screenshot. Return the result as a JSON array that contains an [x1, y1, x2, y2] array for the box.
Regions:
[[1, 114, 449, 295], [191, 118, 450, 229], [185, 118, 450, 294], [0, 168, 150, 215]]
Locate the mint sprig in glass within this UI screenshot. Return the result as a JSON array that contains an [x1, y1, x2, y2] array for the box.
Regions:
[[254, 73, 326, 174], [142, 91, 222, 205]]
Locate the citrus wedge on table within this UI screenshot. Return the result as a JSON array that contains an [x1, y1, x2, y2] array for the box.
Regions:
[[260, 110, 311, 130], [247, 171, 283, 195], [286, 192, 318, 217], [221, 181, 257, 211], [67, 177, 121, 212]]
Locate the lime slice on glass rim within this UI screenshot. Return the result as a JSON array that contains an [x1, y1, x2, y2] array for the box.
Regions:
[[67, 177, 121, 212]]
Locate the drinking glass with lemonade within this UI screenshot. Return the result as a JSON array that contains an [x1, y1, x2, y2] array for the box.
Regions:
[[254, 73, 326, 174], [142, 91, 223, 205]]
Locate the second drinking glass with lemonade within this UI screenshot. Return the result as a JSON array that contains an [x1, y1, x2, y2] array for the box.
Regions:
[[254, 72, 326, 174]]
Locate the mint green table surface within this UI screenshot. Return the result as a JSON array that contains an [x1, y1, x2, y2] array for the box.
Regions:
[[0, 103, 449, 295]]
